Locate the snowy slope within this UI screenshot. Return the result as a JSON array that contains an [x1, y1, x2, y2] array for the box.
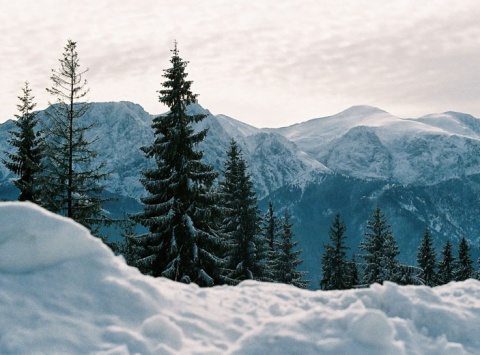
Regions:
[[189, 103, 328, 195], [2, 201, 480, 354], [272, 106, 480, 184], [416, 112, 480, 139], [80, 102, 155, 199], [274, 105, 399, 145]]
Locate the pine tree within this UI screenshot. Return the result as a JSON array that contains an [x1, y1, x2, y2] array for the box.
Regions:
[[320, 213, 351, 290], [380, 230, 401, 282], [416, 228, 437, 286], [264, 202, 276, 255], [219, 139, 268, 283], [396, 264, 424, 285], [276, 210, 309, 288], [437, 239, 455, 285], [263, 201, 279, 281], [43, 39, 110, 235], [349, 255, 359, 288], [454, 236, 475, 281], [359, 205, 401, 286], [3, 82, 44, 203], [132, 42, 223, 286]]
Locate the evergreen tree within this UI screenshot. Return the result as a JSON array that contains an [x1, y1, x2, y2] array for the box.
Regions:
[[437, 239, 455, 284], [276, 210, 309, 288], [132, 43, 223, 286], [416, 228, 437, 286], [110, 214, 138, 267], [263, 201, 279, 281], [381, 230, 401, 282], [320, 213, 351, 290], [219, 139, 268, 283], [3, 82, 44, 203], [43, 39, 110, 235], [264, 202, 276, 255], [397, 264, 424, 285], [349, 255, 359, 288], [359, 205, 401, 285], [454, 236, 475, 281]]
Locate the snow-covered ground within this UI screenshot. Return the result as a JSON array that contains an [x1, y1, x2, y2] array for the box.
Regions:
[[1, 202, 480, 354]]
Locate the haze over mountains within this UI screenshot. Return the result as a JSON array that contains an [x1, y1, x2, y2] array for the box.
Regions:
[[1, 102, 480, 287]]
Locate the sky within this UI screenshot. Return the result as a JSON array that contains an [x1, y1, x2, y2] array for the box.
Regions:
[[2, 0, 480, 128]]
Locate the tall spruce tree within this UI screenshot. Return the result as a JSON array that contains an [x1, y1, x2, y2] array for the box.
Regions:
[[276, 210, 309, 288], [359, 205, 401, 285], [416, 228, 437, 286], [219, 139, 268, 283], [132, 43, 223, 286], [264, 202, 276, 255], [3, 82, 44, 203], [263, 201, 279, 281], [437, 239, 455, 285], [454, 237, 475, 281], [320, 213, 351, 290], [349, 255, 359, 288], [43, 39, 110, 235], [381, 230, 401, 282]]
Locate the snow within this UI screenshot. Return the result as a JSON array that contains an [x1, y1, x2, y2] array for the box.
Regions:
[[3, 202, 480, 354], [215, 113, 261, 139], [272, 105, 480, 185], [416, 112, 480, 140], [198, 108, 328, 197], [0, 202, 105, 273]]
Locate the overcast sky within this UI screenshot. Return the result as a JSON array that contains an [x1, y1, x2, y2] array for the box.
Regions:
[[2, 1, 480, 127]]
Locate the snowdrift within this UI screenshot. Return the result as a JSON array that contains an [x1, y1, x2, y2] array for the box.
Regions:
[[1, 202, 480, 354]]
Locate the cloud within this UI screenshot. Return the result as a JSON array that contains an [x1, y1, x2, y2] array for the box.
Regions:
[[1, 1, 480, 126]]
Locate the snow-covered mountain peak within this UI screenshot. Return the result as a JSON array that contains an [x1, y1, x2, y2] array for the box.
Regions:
[[215, 113, 261, 139], [335, 105, 389, 117], [274, 105, 400, 145], [185, 102, 212, 116], [88, 101, 153, 127], [415, 111, 480, 139], [269, 105, 480, 185]]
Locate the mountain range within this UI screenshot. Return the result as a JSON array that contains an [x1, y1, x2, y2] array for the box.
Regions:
[[1, 102, 480, 288]]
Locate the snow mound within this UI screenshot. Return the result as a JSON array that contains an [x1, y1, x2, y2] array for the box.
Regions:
[[0, 202, 109, 273], [1, 202, 480, 354]]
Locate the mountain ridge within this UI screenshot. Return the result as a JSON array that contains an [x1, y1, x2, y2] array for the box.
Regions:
[[2, 101, 480, 287], [270, 105, 480, 185]]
